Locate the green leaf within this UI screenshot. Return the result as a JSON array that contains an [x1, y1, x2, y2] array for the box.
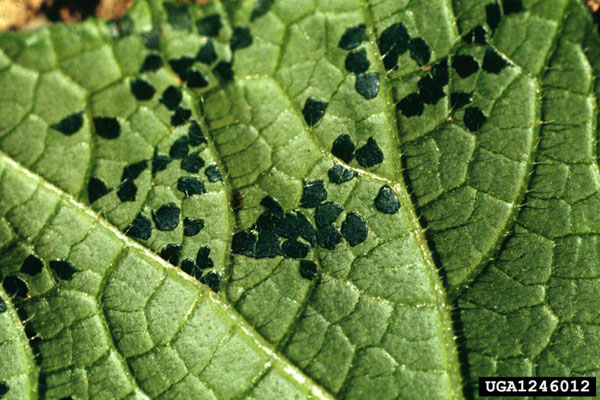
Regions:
[[0, 0, 599, 398]]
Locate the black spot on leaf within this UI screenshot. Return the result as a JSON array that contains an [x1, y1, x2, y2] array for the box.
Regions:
[[378, 22, 410, 70], [482, 48, 508, 73], [299, 260, 317, 280], [355, 137, 384, 168], [88, 177, 110, 203], [316, 225, 343, 250], [181, 259, 202, 279], [169, 56, 195, 80], [205, 164, 222, 182], [159, 244, 181, 265], [452, 55, 479, 78], [282, 239, 309, 258], [139, 54, 163, 72], [302, 98, 328, 126], [164, 2, 192, 31], [184, 217, 205, 236], [397, 93, 424, 117], [276, 213, 300, 239], [171, 107, 192, 126], [375, 185, 400, 214], [464, 107, 487, 131], [355, 73, 380, 100], [117, 179, 137, 202], [169, 136, 189, 159], [201, 272, 221, 292], [256, 231, 282, 258], [0, 382, 8, 397], [339, 24, 367, 50], [408, 38, 430, 66], [418, 75, 445, 105], [213, 61, 234, 82], [296, 212, 316, 246], [152, 203, 180, 231], [130, 79, 155, 100], [328, 164, 356, 184], [142, 27, 161, 50], [196, 15, 222, 37], [486, 3, 501, 31], [231, 27, 253, 51], [121, 160, 148, 181], [181, 151, 205, 173], [255, 210, 280, 233], [232, 231, 256, 256], [431, 59, 449, 86], [196, 41, 218, 64], [49, 260, 78, 280], [502, 0, 524, 14], [196, 246, 214, 269], [451, 92, 472, 109], [300, 180, 327, 208], [251, 0, 274, 20], [341, 212, 368, 246], [331, 134, 355, 163], [152, 149, 171, 174], [21, 255, 43, 276], [463, 25, 487, 44], [93, 117, 120, 139], [315, 202, 343, 228], [51, 112, 83, 136], [0, 298, 5, 313], [3, 276, 28, 298], [187, 70, 209, 88], [160, 86, 182, 110], [345, 48, 370, 74], [177, 177, 206, 197], [125, 214, 152, 239], [261, 196, 284, 215]]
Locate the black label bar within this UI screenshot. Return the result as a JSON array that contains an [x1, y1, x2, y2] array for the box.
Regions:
[[479, 377, 596, 397]]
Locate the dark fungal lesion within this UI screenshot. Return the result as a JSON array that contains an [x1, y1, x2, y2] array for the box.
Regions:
[[2, 275, 28, 298], [20, 255, 43, 276], [0, 382, 8, 397], [51, 111, 84, 136], [49, 260, 78, 280], [129, 78, 156, 100]]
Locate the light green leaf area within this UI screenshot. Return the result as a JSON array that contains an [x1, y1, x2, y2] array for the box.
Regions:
[[0, 0, 599, 399]]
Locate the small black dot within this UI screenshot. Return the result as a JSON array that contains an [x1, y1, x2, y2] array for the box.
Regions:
[[339, 24, 367, 50], [187, 70, 209, 88], [169, 56, 195, 80], [130, 79, 155, 100], [452, 55, 479, 78], [431, 59, 449, 86], [93, 117, 120, 139], [0, 298, 6, 313], [139, 54, 163, 72], [205, 164, 222, 182], [159, 244, 181, 266], [177, 177, 206, 197], [196, 41, 218, 64], [170, 136, 190, 159], [408, 38, 430, 66], [117, 179, 137, 202], [302, 98, 328, 126], [255, 231, 282, 259], [51, 112, 84, 136], [282, 239, 309, 258], [345, 48, 370, 74], [181, 259, 202, 279], [160, 86, 182, 110], [482, 48, 508, 74], [502, 0, 523, 14], [328, 164, 356, 184], [316, 225, 343, 250], [314, 201, 343, 228], [171, 107, 192, 126], [49, 260, 78, 280], [88, 177, 110, 203], [213, 61, 234, 82], [152, 149, 172, 174], [296, 211, 316, 246], [152, 203, 180, 231], [251, 0, 274, 20], [3, 276, 28, 298], [486, 3, 501, 31], [463, 25, 487, 44], [355, 137, 384, 168], [450, 92, 472, 109], [464, 107, 487, 131], [232, 231, 256, 257], [231, 26, 253, 51], [181, 151, 205, 173], [125, 214, 152, 240], [355, 73, 380, 100], [196, 246, 214, 269], [201, 272, 221, 292], [121, 160, 148, 181], [189, 120, 207, 146], [341, 212, 368, 246], [299, 260, 317, 280], [331, 134, 355, 163], [300, 180, 327, 208], [196, 14, 222, 37], [0, 382, 8, 396], [397, 93, 424, 117], [164, 2, 192, 31], [375, 185, 400, 214], [21, 255, 43, 276], [417, 75, 445, 105], [184, 217, 205, 236], [378, 22, 409, 70]]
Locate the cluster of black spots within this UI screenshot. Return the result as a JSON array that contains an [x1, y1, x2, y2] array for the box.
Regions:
[[300, 180, 328, 208], [482, 48, 508, 74], [408, 38, 431, 66], [168, 56, 209, 90], [452, 54, 479, 78], [251, 0, 274, 21], [125, 214, 152, 240], [486, 3, 501, 31], [450, 92, 472, 110], [338, 24, 367, 50], [184, 217, 204, 236], [142, 26, 162, 50], [302, 98, 328, 127], [21, 255, 43, 276], [397, 59, 449, 117], [3, 275, 28, 298], [51, 112, 84, 136], [378, 23, 410, 70], [130, 79, 156, 101], [196, 14, 222, 37], [93, 117, 120, 139], [0, 297, 6, 313], [213, 61, 234, 82], [178, 177, 206, 197], [331, 134, 355, 163], [181, 151, 205, 173], [341, 213, 368, 246], [463, 107, 487, 131], [355, 137, 384, 168], [299, 260, 317, 281], [160, 244, 181, 266], [139, 54, 163, 73], [374, 185, 400, 214], [0, 381, 8, 397], [152, 203, 180, 231], [49, 260, 78, 280], [180, 248, 220, 292], [462, 25, 487, 45], [201, 272, 221, 292], [328, 164, 356, 184], [196, 41, 218, 65], [355, 73, 380, 100], [231, 27, 253, 51], [164, 2, 193, 31], [205, 164, 222, 182]]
